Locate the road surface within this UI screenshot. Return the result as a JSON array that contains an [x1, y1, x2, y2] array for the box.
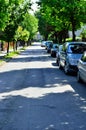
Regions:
[[0, 42, 86, 130]]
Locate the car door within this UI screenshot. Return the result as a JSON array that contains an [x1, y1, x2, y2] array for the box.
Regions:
[[60, 51, 66, 67], [60, 44, 67, 67], [81, 52, 86, 82]]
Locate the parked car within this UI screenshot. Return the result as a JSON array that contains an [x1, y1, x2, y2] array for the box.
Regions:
[[77, 51, 86, 83], [51, 44, 59, 57], [45, 41, 53, 50], [58, 42, 86, 74], [56, 45, 63, 65], [41, 41, 46, 47], [46, 41, 53, 53]]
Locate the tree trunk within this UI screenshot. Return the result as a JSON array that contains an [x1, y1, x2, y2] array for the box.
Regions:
[[63, 29, 69, 43], [13, 41, 15, 52], [45, 33, 48, 41], [71, 17, 76, 41], [16, 41, 17, 50], [7, 42, 10, 55], [58, 31, 63, 43], [54, 32, 58, 43], [1, 41, 4, 51], [72, 25, 76, 41]]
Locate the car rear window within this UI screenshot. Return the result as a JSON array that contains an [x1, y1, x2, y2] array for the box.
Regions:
[[53, 44, 58, 48], [68, 44, 86, 54]]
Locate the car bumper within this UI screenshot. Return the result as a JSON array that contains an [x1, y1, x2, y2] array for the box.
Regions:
[[51, 51, 56, 56], [69, 64, 78, 72]]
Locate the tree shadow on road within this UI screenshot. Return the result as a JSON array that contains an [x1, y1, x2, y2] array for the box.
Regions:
[[0, 44, 86, 129], [0, 68, 86, 130], [0, 89, 86, 130]]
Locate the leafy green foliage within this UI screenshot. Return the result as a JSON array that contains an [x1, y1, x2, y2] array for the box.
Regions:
[[37, 0, 86, 42], [81, 29, 86, 38], [15, 26, 30, 41], [0, 0, 9, 29], [0, 0, 38, 42], [22, 13, 38, 39], [0, 0, 38, 54]]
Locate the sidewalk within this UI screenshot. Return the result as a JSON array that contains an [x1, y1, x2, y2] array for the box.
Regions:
[[0, 46, 23, 59], [0, 51, 7, 59], [0, 47, 24, 66]]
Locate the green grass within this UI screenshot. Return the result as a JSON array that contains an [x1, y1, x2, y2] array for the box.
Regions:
[[0, 51, 20, 65], [4, 51, 20, 59], [19, 46, 26, 50], [0, 59, 3, 63], [0, 46, 28, 65]]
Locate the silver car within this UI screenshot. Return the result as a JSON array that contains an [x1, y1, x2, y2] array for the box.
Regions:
[[58, 42, 86, 74], [77, 51, 86, 83]]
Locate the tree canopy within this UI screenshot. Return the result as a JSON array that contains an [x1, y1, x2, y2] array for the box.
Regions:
[[0, 0, 38, 42], [36, 0, 86, 42], [0, 0, 38, 54]]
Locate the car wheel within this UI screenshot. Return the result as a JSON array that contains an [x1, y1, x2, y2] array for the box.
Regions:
[[47, 50, 49, 53], [77, 71, 82, 83], [51, 53, 53, 57], [64, 62, 70, 74], [47, 50, 50, 53], [54, 54, 56, 58]]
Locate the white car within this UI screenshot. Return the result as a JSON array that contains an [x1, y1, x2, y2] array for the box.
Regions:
[[41, 41, 47, 47], [77, 51, 86, 83]]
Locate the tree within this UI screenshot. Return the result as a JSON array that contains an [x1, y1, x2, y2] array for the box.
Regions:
[[21, 13, 38, 41], [37, 0, 86, 42], [36, 0, 69, 42], [36, 11, 51, 40], [0, 0, 33, 54], [15, 26, 30, 46], [1, 0, 24, 54], [0, 0, 10, 30]]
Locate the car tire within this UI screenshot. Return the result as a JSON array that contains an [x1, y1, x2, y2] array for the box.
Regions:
[[54, 54, 56, 58], [51, 53, 53, 57], [47, 50, 50, 53], [64, 62, 70, 74], [47, 50, 49, 53], [77, 71, 82, 83]]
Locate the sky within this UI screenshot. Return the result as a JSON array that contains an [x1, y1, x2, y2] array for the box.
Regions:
[[30, 0, 39, 14]]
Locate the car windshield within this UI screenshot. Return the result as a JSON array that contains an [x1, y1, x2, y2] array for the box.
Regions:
[[68, 44, 86, 54], [53, 44, 58, 49], [59, 45, 63, 51]]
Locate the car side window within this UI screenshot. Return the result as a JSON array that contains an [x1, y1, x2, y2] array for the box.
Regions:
[[62, 44, 66, 52], [81, 52, 86, 62]]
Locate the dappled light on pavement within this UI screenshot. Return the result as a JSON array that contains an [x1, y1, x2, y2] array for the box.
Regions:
[[0, 85, 75, 100]]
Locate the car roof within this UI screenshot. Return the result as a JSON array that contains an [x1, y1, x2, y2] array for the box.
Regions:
[[64, 42, 86, 48], [66, 42, 86, 45]]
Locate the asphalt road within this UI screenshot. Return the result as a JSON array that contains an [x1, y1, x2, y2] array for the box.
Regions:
[[0, 42, 86, 130]]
